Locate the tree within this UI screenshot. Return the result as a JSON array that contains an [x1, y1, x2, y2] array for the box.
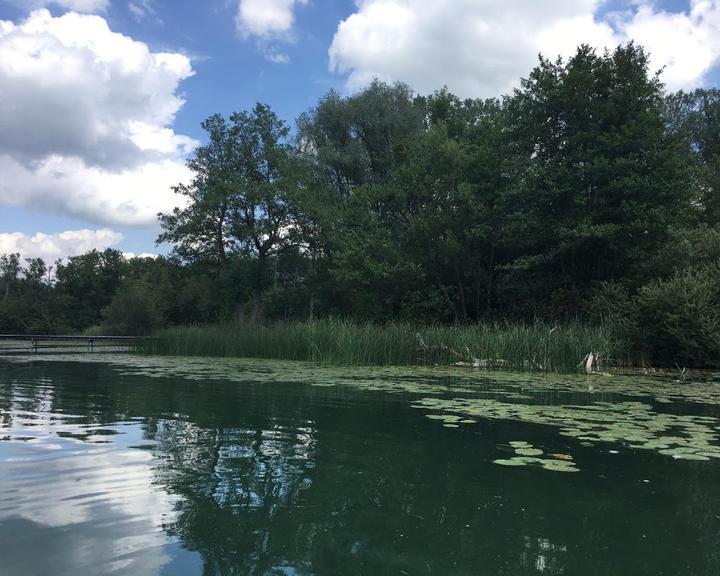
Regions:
[[24, 258, 48, 284], [159, 104, 305, 321], [666, 88, 720, 224], [0, 253, 20, 303], [297, 81, 425, 198], [503, 43, 693, 316], [54, 249, 124, 331]]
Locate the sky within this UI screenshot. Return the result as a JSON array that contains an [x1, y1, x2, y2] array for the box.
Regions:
[[1, 0, 719, 263]]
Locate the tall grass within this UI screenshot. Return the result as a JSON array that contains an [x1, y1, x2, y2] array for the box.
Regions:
[[140, 319, 628, 372]]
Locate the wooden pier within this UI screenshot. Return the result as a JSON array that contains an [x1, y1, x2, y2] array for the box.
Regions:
[[0, 334, 151, 354]]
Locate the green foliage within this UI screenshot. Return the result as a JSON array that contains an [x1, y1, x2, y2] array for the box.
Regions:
[[504, 44, 694, 313], [102, 283, 165, 335], [634, 266, 720, 367], [666, 88, 720, 223], [54, 249, 124, 331]]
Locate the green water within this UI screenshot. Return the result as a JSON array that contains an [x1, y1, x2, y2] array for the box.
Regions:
[[1, 355, 719, 575]]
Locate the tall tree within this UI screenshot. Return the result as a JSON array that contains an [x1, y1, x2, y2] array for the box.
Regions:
[[297, 81, 425, 198], [504, 43, 693, 315], [159, 104, 304, 321]]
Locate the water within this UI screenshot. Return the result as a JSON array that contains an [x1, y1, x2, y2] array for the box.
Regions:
[[1, 355, 719, 575]]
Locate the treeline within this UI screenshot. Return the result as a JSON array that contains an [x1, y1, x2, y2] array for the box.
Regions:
[[1, 44, 719, 365]]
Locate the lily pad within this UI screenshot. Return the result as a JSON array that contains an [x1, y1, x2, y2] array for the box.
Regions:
[[515, 448, 543, 456], [493, 458, 528, 467], [540, 460, 580, 473]]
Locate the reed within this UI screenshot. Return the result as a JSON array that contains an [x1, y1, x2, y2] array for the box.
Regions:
[[139, 319, 628, 372]]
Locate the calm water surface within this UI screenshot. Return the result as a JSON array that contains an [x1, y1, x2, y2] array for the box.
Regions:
[[1, 355, 719, 575]]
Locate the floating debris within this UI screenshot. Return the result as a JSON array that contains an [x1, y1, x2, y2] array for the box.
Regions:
[[547, 453, 573, 461]]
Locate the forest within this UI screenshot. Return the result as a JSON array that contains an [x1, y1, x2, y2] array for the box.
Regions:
[[1, 44, 719, 367]]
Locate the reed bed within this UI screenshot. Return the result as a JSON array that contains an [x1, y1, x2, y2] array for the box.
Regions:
[[140, 319, 627, 372]]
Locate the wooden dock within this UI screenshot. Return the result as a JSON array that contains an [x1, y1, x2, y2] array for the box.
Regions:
[[0, 334, 151, 354]]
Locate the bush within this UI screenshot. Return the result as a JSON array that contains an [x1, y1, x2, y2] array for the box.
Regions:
[[634, 265, 720, 366], [102, 283, 165, 335]]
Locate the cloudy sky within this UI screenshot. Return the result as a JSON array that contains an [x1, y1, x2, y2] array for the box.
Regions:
[[1, 0, 719, 262]]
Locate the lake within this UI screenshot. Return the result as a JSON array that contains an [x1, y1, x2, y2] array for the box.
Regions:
[[1, 354, 719, 575]]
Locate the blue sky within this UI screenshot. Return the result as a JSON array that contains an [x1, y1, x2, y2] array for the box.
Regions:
[[0, 0, 718, 262]]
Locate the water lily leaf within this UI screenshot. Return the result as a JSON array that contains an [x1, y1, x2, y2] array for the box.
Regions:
[[515, 448, 543, 456], [539, 460, 580, 473], [493, 458, 527, 467], [509, 441, 532, 448]]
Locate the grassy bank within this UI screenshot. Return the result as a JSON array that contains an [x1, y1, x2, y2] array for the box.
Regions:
[[140, 320, 627, 372]]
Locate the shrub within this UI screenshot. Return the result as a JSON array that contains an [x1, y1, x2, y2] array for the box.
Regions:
[[634, 265, 720, 366], [102, 283, 165, 335]]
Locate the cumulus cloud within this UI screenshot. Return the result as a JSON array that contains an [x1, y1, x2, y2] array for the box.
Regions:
[[0, 156, 188, 226], [0, 229, 124, 262], [329, 0, 720, 98], [616, 1, 720, 90], [0, 9, 195, 226], [236, 0, 308, 62]]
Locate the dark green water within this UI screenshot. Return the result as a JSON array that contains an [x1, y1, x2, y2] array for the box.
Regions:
[[1, 355, 719, 576]]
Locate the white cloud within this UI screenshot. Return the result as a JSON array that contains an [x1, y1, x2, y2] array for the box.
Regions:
[[329, 0, 720, 98], [0, 229, 124, 262], [236, 0, 307, 37], [0, 156, 189, 226], [616, 0, 720, 90], [236, 0, 307, 62], [0, 9, 195, 226]]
